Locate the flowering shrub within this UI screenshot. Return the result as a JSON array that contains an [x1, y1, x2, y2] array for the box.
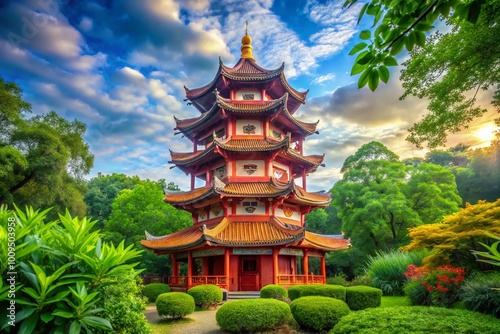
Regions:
[[404, 264, 465, 307]]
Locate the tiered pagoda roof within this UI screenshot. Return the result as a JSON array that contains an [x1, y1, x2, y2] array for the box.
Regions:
[[142, 217, 350, 253]]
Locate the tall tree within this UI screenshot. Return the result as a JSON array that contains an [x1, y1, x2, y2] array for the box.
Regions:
[[104, 180, 192, 275], [344, 0, 499, 148], [0, 78, 93, 217], [331, 141, 461, 257]]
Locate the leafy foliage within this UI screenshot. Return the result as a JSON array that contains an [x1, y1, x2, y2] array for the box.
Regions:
[[0, 78, 93, 218], [472, 233, 500, 267], [142, 283, 171, 303], [331, 142, 461, 260], [104, 180, 191, 274], [345, 286, 382, 311], [402, 199, 500, 270], [330, 306, 500, 334], [288, 285, 346, 301], [187, 284, 223, 308], [365, 249, 429, 296], [460, 271, 500, 317], [260, 284, 288, 300], [155, 292, 195, 319], [216, 299, 293, 333], [0, 206, 147, 334], [290, 296, 350, 332]]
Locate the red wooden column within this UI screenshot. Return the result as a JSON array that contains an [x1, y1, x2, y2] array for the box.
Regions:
[[187, 250, 193, 289], [303, 249, 309, 282], [273, 248, 279, 284], [224, 248, 230, 291], [171, 254, 178, 277], [321, 252, 326, 284]]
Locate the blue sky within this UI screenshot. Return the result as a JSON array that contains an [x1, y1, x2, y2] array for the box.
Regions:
[[0, 0, 497, 192]]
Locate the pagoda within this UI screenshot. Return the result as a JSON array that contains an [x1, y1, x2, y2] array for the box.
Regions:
[[141, 28, 350, 292]]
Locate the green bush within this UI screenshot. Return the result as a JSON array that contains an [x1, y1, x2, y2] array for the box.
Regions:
[[156, 292, 195, 319], [350, 275, 372, 287], [187, 284, 222, 308], [290, 296, 350, 332], [345, 286, 382, 310], [461, 272, 500, 317], [365, 249, 429, 296], [143, 283, 171, 303], [260, 284, 288, 300], [0, 207, 143, 334], [216, 299, 293, 333], [330, 306, 500, 333], [95, 274, 151, 334], [404, 279, 432, 306], [288, 285, 346, 301], [327, 274, 349, 286]]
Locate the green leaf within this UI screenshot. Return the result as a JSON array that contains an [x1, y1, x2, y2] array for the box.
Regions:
[[81, 316, 113, 330], [18, 312, 38, 334], [70, 320, 81, 334], [357, 52, 374, 65], [360, 30, 371, 40], [358, 68, 371, 89], [467, 0, 482, 24], [14, 307, 36, 322], [415, 21, 434, 32], [390, 37, 405, 55], [383, 56, 398, 67], [52, 310, 75, 319], [349, 42, 367, 55], [366, 3, 379, 15], [414, 30, 426, 47], [389, 0, 402, 7], [378, 66, 390, 83], [351, 62, 368, 75], [405, 31, 416, 52], [41, 312, 55, 324], [368, 69, 380, 91], [358, 3, 368, 24]]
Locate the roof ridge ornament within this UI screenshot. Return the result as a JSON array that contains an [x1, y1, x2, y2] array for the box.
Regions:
[[240, 21, 255, 61]]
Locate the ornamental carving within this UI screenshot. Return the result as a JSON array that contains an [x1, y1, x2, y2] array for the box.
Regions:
[[243, 124, 256, 134], [211, 204, 222, 216], [198, 211, 206, 219], [283, 207, 293, 217], [272, 130, 281, 139], [242, 93, 255, 100], [243, 164, 258, 175], [245, 207, 256, 213]]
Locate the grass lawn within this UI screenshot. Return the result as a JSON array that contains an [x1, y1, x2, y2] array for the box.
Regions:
[[151, 317, 194, 334], [380, 296, 410, 307]]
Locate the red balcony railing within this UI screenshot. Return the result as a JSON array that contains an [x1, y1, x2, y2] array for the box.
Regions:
[[278, 274, 325, 285]]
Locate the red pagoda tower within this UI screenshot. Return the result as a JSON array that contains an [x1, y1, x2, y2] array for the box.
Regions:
[[141, 29, 350, 292]]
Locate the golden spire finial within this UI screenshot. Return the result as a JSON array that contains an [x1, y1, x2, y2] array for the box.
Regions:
[[240, 21, 254, 60]]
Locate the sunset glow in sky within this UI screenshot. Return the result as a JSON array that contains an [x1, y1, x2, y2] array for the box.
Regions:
[[0, 0, 497, 191]]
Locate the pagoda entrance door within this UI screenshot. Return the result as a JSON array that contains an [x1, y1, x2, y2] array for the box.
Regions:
[[239, 256, 259, 291]]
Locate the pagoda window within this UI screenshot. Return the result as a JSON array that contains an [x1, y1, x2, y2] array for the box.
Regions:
[[236, 119, 263, 136], [237, 198, 265, 215], [214, 165, 226, 178], [234, 88, 261, 101]]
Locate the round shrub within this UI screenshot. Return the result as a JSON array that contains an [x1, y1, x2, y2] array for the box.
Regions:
[[330, 306, 500, 333], [260, 284, 288, 300], [216, 299, 292, 333], [187, 284, 222, 308], [345, 286, 382, 310], [327, 275, 349, 286], [290, 296, 350, 332], [461, 271, 500, 317], [404, 279, 432, 306], [142, 283, 170, 303], [288, 285, 346, 301], [156, 292, 195, 319]]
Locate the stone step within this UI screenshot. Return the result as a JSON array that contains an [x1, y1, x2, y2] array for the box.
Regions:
[[228, 291, 260, 299]]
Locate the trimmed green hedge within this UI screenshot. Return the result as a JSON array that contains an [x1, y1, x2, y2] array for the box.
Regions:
[[345, 286, 382, 310], [260, 284, 288, 300], [156, 292, 195, 319], [290, 296, 350, 332], [142, 283, 170, 303], [187, 284, 222, 308], [216, 299, 293, 333], [330, 306, 500, 333], [288, 285, 346, 301]]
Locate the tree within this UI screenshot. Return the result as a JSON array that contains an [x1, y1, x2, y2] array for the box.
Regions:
[[0, 78, 94, 218], [84, 173, 141, 230], [305, 207, 343, 235], [402, 199, 500, 271], [331, 142, 461, 258], [104, 180, 192, 275], [345, 0, 499, 148]]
